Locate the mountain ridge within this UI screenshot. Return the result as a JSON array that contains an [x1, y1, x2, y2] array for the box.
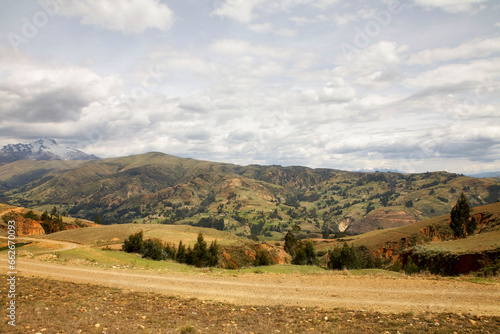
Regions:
[[0, 137, 100, 163], [1, 151, 499, 236]]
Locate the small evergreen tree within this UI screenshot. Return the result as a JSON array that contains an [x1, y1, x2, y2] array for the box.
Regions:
[[467, 215, 477, 235], [304, 240, 317, 265], [184, 246, 194, 265], [192, 233, 208, 267], [208, 240, 219, 267], [176, 240, 187, 263], [450, 193, 470, 238], [284, 231, 298, 257], [122, 230, 144, 253], [164, 243, 177, 260], [41, 210, 49, 221]]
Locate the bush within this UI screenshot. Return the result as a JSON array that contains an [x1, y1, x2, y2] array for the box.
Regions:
[[403, 257, 420, 275], [122, 231, 144, 253], [141, 238, 166, 261], [254, 249, 272, 266], [327, 243, 385, 270]]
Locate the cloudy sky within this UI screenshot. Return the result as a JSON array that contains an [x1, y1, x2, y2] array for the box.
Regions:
[[0, 0, 499, 174]]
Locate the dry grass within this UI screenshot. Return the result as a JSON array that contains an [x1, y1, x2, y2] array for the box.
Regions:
[[1, 274, 499, 333], [41, 223, 243, 247], [422, 229, 500, 253]]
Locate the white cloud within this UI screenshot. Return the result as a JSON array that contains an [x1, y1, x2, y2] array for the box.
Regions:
[[336, 41, 406, 90], [412, 0, 488, 13], [249, 23, 273, 33], [320, 78, 357, 103], [212, 0, 265, 23], [0, 48, 121, 123], [275, 28, 298, 37], [213, 0, 339, 23], [404, 58, 500, 88], [59, 0, 174, 34], [407, 37, 500, 65]]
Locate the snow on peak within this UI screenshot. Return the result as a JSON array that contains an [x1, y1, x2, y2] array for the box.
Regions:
[[0, 138, 100, 162]]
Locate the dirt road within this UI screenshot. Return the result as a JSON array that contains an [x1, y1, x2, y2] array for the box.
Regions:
[[0, 236, 82, 252], [2, 257, 499, 316]]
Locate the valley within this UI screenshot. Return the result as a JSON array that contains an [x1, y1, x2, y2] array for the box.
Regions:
[[1, 152, 499, 332], [1, 152, 499, 238]]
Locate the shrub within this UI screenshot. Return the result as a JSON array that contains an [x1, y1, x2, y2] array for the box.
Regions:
[[254, 249, 272, 266], [122, 230, 144, 253], [403, 257, 420, 275], [141, 238, 166, 261]]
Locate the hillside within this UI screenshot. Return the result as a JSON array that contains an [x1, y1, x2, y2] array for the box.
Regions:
[[41, 223, 242, 247], [1, 152, 500, 238], [0, 203, 96, 236], [344, 202, 500, 275]]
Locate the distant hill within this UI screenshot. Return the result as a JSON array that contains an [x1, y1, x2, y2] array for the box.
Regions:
[[0, 152, 499, 237], [468, 171, 500, 178], [0, 137, 99, 163]]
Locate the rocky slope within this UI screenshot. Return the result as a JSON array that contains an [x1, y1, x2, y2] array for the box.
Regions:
[[350, 202, 500, 274], [0, 137, 99, 163]]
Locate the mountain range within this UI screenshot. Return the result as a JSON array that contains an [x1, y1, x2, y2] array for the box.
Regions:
[[1, 149, 499, 236], [0, 137, 99, 163]]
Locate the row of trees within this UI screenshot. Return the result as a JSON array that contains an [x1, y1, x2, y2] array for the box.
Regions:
[[122, 231, 219, 267], [283, 231, 317, 265], [327, 242, 386, 270]]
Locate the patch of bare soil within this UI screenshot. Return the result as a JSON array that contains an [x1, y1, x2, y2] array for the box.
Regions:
[[1, 274, 499, 333]]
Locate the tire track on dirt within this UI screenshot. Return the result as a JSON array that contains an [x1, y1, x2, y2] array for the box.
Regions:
[[1, 257, 499, 316]]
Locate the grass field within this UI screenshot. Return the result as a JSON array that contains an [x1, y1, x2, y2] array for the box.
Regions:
[[41, 223, 244, 246], [420, 229, 500, 253]]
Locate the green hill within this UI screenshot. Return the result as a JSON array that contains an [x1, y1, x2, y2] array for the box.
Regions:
[[1, 152, 499, 238]]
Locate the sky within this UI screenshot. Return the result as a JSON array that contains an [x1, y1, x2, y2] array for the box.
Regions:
[[0, 0, 499, 174]]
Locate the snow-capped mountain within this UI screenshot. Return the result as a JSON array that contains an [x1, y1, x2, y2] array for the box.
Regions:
[[0, 137, 100, 163]]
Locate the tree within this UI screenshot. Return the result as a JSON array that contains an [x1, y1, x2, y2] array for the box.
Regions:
[[450, 193, 470, 238], [164, 243, 177, 260], [192, 233, 208, 267], [284, 231, 298, 257], [141, 238, 165, 260], [51, 206, 58, 218], [467, 215, 477, 236], [208, 240, 219, 267], [176, 240, 187, 263], [304, 240, 317, 265], [292, 246, 307, 265], [94, 214, 102, 225], [122, 230, 144, 253]]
